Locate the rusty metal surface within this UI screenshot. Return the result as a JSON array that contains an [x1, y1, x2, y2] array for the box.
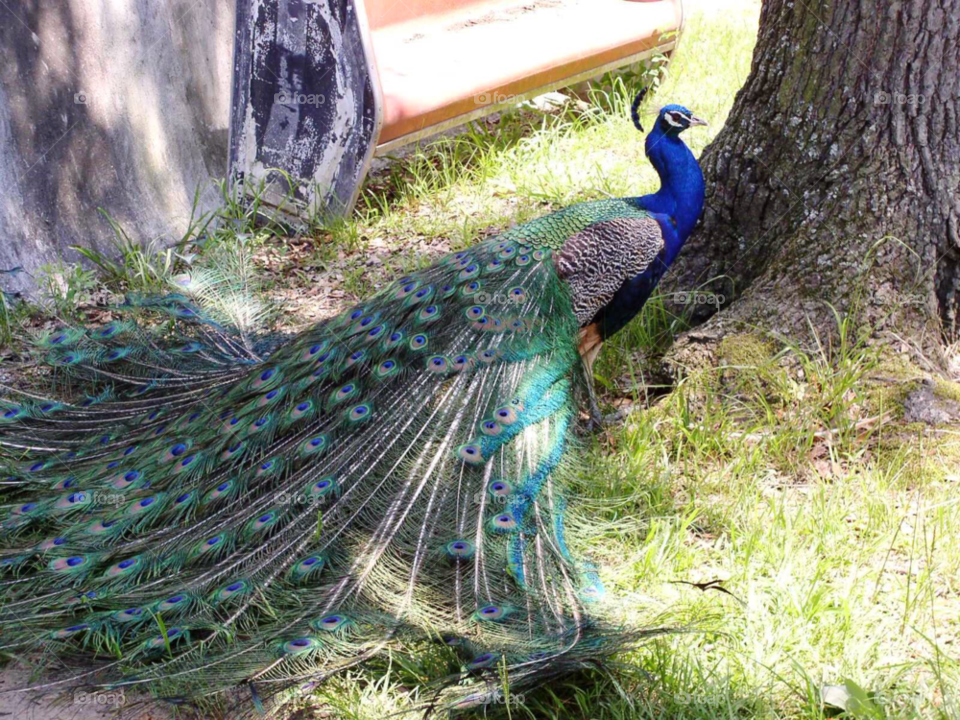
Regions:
[[229, 0, 381, 224], [373, 42, 676, 156]]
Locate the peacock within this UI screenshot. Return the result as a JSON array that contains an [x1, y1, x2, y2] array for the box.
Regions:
[[0, 93, 706, 716]]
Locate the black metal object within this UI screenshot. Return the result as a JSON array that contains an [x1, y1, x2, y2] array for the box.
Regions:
[[228, 0, 381, 225]]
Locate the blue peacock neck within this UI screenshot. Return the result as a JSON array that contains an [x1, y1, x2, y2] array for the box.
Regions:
[[592, 119, 706, 341], [635, 123, 705, 256]]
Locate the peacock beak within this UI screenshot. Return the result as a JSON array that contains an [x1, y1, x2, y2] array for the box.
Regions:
[[688, 115, 708, 127]]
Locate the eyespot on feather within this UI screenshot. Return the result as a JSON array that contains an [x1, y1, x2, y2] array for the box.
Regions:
[[488, 511, 518, 533], [312, 614, 351, 633], [221, 441, 245, 461], [345, 348, 366, 367], [346, 403, 372, 423], [49, 555, 90, 573], [472, 604, 513, 622], [306, 476, 338, 501], [480, 419, 502, 436], [426, 355, 449, 373], [375, 358, 401, 380], [461, 280, 481, 297], [159, 440, 193, 465], [409, 334, 429, 351], [288, 399, 314, 422], [211, 579, 249, 604], [451, 354, 475, 372], [443, 540, 475, 559], [249, 367, 281, 391], [393, 279, 420, 299], [299, 434, 329, 456], [488, 480, 512, 497], [383, 330, 405, 350], [330, 383, 358, 405], [113, 606, 146, 623], [279, 637, 321, 656], [457, 443, 483, 465], [104, 555, 142, 578], [417, 305, 440, 323], [203, 480, 235, 504], [50, 623, 90, 640], [54, 491, 92, 512], [298, 342, 327, 363], [289, 555, 325, 582], [465, 652, 499, 671]]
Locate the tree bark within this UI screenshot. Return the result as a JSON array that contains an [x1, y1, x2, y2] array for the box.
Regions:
[[665, 0, 960, 364]]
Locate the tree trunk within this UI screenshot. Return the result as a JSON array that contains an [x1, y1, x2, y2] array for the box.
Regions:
[[665, 0, 960, 365]]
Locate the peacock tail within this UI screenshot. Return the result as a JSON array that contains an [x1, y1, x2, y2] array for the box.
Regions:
[[0, 196, 668, 714]]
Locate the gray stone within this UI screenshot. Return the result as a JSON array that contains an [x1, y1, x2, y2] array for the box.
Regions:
[[903, 380, 960, 425]]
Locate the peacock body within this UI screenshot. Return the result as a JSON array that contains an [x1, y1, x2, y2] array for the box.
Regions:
[[0, 98, 706, 714]]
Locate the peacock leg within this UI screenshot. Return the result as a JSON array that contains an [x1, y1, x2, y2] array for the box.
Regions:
[[583, 381, 604, 432], [577, 323, 604, 431]]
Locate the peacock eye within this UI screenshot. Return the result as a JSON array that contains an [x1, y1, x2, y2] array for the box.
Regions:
[[664, 110, 687, 128]]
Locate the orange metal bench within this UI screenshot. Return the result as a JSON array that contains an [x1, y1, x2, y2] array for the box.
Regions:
[[365, 0, 684, 153]]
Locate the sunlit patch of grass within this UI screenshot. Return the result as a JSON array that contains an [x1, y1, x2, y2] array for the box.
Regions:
[[548, 313, 959, 720]]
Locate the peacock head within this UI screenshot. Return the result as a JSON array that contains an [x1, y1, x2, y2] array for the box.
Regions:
[[656, 104, 709, 136], [630, 89, 707, 137]]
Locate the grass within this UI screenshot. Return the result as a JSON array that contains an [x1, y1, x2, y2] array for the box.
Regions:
[[4, 2, 959, 718], [561, 321, 960, 720]]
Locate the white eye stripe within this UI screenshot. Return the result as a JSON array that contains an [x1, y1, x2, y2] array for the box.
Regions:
[[664, 112, 686, 127]]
